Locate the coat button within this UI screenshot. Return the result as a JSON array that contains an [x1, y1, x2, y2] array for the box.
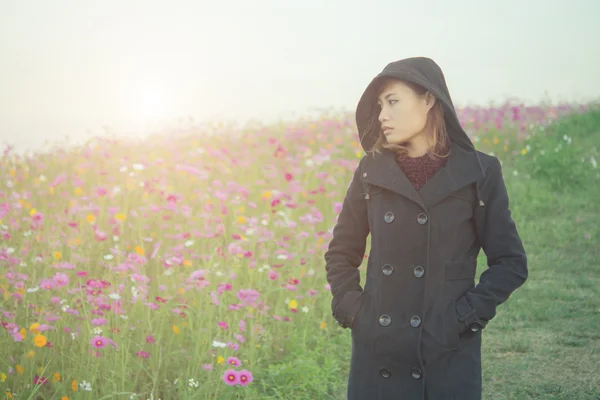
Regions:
[[417, 213, 428, 224], [410, 316, 421, 327], [382, 264, 393, 276], [414, 266, 424, 278], [379, 314, 391, 326], [380, 368, 391, 378], [362, 172, 367, 177], [411, 368, 422, 379], [384, 212, 395, 223]]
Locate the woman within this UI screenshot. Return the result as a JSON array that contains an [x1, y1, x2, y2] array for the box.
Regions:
[[324, 57, 528, 400]]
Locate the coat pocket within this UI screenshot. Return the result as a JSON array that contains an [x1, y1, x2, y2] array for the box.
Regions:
[[442, 298, 460, 350], [350, 293, 368, 331]]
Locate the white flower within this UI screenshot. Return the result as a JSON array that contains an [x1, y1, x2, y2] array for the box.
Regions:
[[113, 235, 119, 241], [71, 332, 77, 340], [212, 340, 227, 348], [108, 293, 121, 300], [120, 166, 128, 172], [120, 315, 129, 320], [184, 240, 194, 247], [6, 247, 14, 254], [61, 305, 70, 312], [301, 306, 309, 313], [23, 230, 32, 237], [26, 286, 39, 293], [164, 269, 173, 276], [188, 378, 199, 388], [591, 156, 598, 169], [276, 254, 288, 260], [261, 219, 269, 226], [104, 254, 114, 260], [512, 170, 519, 176], [19, 262, 27, 268], [132, 163, 145, 171], [39, 174, 47, 182], [6, 180, 13, 188], [215, 271, 224, 277], [93, 327, 103, 335], [79, 380, 92, 391]]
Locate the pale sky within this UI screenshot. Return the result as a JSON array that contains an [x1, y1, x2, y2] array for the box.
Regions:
[[1, 0, 599, 155]]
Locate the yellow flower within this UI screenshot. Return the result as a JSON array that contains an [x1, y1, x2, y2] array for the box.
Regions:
[[33, 334, 47, 348], [16, 364, 24, 375], [504, 145, 509, 152], [26, 350, 35, 359], [49, 187, 55, 195], [178, 288, 185, 295], [135, 246, 144, 256], [288, 299, 298, 309], [72, 379, 77, 392], [493, 137, 499, 145], [53, 251, 62, 261], [86, 214, 96, 224], [521, 148, 528, 155], [52, 372, 61, 382], [29, 208, 37, 216], [62, 396, 70, 400], [74, 187, 83, 196], [114, 213, 127, 222], [261, 191, 272, 199], [20, 327, 27, 339], [172, 325, 180, 334], [0, 372, 6, 382], [237, 206, 245, 213], [217, 356, 224, 364], [6, 391, 13, 399], [183, 260, 192, 267], [237, 216, 246, 224], [320, 322, 327, 329]]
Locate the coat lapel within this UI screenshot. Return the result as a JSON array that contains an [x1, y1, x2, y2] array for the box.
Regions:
[[361, 140, 485, 210]]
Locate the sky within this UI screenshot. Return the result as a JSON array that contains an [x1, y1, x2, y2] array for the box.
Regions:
[[1, 0, 599, 155]]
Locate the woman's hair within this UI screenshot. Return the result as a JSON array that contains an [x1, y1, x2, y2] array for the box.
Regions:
[[365, 78, 451, 160]]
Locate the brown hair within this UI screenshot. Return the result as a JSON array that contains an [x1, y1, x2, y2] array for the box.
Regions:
[[364, 78, 450, 160]]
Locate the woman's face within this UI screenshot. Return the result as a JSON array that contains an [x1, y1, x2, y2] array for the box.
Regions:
[[376, 80, 434, 147]]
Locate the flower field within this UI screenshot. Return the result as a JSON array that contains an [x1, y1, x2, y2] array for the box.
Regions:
[[1, 100, 599, 400]]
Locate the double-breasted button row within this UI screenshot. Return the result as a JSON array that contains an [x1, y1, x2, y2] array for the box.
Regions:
[[377, 315, 421, 327], [382, 264, 424, 277], [383, 212, 427, 224], [379, 367, 422, 380]]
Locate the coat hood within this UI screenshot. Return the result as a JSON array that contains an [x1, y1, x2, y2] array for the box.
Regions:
[[355, 56, 484, 175]]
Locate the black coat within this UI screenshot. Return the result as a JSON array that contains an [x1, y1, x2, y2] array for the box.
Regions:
[[325, 58, 528, 400]]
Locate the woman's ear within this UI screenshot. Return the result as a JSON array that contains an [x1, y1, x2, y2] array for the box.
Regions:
[[425, 92, 436, 110]]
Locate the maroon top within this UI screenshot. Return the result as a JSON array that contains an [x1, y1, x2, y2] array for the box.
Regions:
[[395, 143, 451, 191]]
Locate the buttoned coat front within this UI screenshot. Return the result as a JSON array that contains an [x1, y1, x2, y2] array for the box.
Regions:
[[325, 57, 528, 400]]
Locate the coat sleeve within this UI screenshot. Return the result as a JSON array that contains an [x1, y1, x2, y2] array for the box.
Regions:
[[456, 156, 528, 333], [325, 158, 370, 329]]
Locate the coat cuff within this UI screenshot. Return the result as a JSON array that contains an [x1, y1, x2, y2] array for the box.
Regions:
[[456, 296, 487, 334], [332, 290, 363, 329]]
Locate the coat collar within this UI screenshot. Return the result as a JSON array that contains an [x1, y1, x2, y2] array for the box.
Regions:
[[361, 140, 485, 210]]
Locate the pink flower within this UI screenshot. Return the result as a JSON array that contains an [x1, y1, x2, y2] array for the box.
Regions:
[[238, 369, 253, 386], [218, 321, 228, 330], [268, 270, 278, 280], [52, 272, 69, 287], [222, 369, 239, 386], [146, 335, 156, 344], [202, 364, 213, 371], [136, 351, 150, 358], [33, 375, 48, 385], [90, 335, 108, 349], [227, 356, 241, 367], [91, 318, 107, 326]]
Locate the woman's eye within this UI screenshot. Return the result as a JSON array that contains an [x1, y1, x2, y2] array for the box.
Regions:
[[388, 100, 397, 105]]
